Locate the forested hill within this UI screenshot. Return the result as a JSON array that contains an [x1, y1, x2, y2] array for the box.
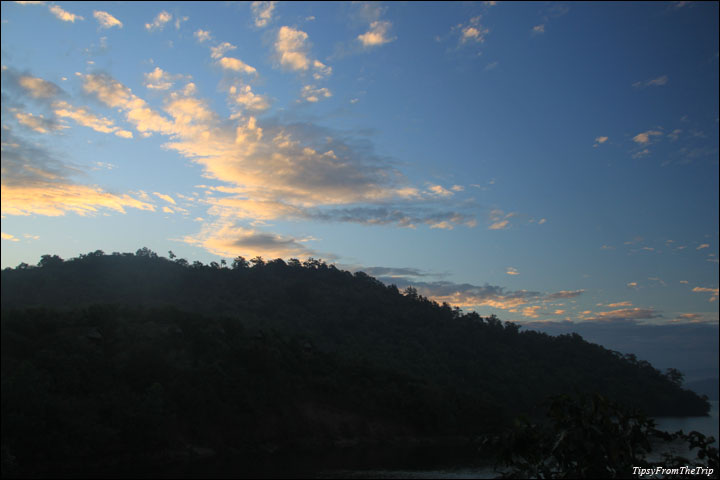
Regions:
[[1, 249, 710, 475]]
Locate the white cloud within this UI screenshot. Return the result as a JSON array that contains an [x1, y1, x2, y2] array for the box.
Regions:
[[593, 136, 608, 147], [1, 232, 20, 242], [210, 42, 236, 60], [358, 20, 395, 48], [275, 26, 311, 71], [93, 10, 122, 29], [145, 11, 172, 31], [194, 29, 211, 43], [251, 1, 276, 28], [49, 4, 83, 22], [229, 84, 270, 112], [52, 100, 132, 138], [692, 287, 719, 302], [300, 85, 332, 103], [143, 67, 175, 90], [506, 267, 520, 276], [218, 57, 257, 75], [532, 24, 545, 34], [153, 192, 176, 205], [632, 130, 663, 144], [633, 75, 669, 89], [312, 60, 332, 80], [455, 16, 489, 45]]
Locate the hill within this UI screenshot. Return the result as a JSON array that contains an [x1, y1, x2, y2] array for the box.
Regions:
[[1, 249, 710, 476]]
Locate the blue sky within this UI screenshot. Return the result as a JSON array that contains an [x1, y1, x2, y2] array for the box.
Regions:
[[1, 1, 718, 331]]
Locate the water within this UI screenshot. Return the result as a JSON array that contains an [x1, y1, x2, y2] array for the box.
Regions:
[[319, 402, 719, 479], [653, 400, 719, 443]]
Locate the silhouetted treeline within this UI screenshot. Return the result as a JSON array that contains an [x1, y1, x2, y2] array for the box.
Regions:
[[1, 249, 710, 476]]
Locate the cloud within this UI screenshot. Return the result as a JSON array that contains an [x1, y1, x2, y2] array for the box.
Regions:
[[15, 74, 61, 99], [593, 136, 608, 147], [454, 16, 490, 46], [544, 290, 585, 300], [632, 130, 663, 144], [301, 85, 332, 103], [312, 60, 332, 80], [49, 4, 83, 22], [1, 126, 153, 216], [78, 72, 476, 242], [633, 75, 669, 89], [357, 266, 433, 279], [1, 232, 20, 242], [428, 185, 454, 197], [488, 209, 517, 230], [145, 11, 172, 31], [93, 10, 122, 29], [143, 67, 180, 90], [184, 223, 315, 259], [606, 301, 633, 308], [506, 267, 519, 276], [52, 100, 132, 138], [218, 57, 257, 75], [275, 26, 311, 71], [251, 1, 276, 28], [228, 84, 270, 112], [692, 287, 719, 302], [388, 279, 542, 310], [532, 24, 545, 35], [153, 192, 176, 205], [581, 307, 661, 322], [194, 29, 212, 43], [522, 305, 542, 318], [358, 20, 395, 48], [12, 110, 64, 133], [210, 42, 237, 59], [697, 243, 709, 250]]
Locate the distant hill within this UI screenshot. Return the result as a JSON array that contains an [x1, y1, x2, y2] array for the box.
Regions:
[[686, 378, 720, 400], [1, 249, 711, 476]]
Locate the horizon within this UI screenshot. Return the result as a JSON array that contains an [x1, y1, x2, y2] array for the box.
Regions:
[[1, 2, 718, 334]]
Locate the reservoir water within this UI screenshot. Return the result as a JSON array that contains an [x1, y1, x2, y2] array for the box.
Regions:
[[321, 400, 719, 479]]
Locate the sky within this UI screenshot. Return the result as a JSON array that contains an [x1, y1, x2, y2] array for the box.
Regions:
[[1, 1, 718, 349]]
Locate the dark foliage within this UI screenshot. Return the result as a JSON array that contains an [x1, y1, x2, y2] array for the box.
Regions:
[[0, 250, 711, 476], [488, 393, 718, 478]]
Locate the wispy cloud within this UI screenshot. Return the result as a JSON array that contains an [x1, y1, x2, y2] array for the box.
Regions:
[[358, 20, 395, 48], [218, 57, 257, 75], [692, 287, 719, 302], [531, 24, 545, 35], [145, 11, 172, 31], [633, 75, 669, 89], [49, 4, 83, 23], [194, 29, 212, 43], [250, 1, 276, 28], [455, 16, 489, 46], [581, 307, 661, 322], [78, 72, 474, 236], [633, 129, 663, 144], [593, 136, 608, 147], [184, 223, 316, 259], [52, 100, 133, 138], [301, 85, 332, 102], [1, 126, 153, 216], [93, 10, 122, 29]]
